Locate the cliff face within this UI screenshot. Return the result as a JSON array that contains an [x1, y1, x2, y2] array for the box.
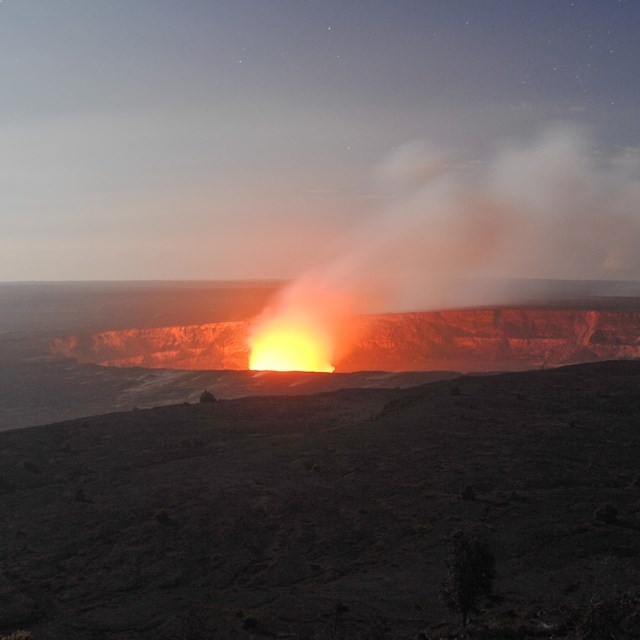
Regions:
[[53, 321, 251, 371], [52, 307, 640, 372], [340, 308, 640, 371]]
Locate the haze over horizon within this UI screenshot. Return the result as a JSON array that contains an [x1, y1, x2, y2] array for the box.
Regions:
[[1, 1, 639, 284]]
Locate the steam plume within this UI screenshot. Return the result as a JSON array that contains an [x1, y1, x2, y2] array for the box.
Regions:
[[250, 127, 640, 365]]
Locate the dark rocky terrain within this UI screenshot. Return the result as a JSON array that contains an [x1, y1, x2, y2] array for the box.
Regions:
[[2, 360, 640, 639], [0, 362, 460, 433]]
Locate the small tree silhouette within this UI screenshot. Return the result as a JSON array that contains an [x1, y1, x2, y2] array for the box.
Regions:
[[576, 598, 621, 640], [199, 390, 216, 403], [440, 527, 496, 627], [575, 591, 640, 640], [593, 503, 618, 524]]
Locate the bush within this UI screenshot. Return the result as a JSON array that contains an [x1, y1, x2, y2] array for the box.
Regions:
[[440, 528, 496, 627], [593, 503, 618, 524], [199, 390, 216, 403], [460, 485, 476, 501], [574, 591, 640, 639], [576, 598, 621, 640]]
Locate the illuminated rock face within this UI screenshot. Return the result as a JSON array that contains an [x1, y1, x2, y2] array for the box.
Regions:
[[340, 308, 640, 371], [53, 308, 640, 372], [53, 321, 251, 370]]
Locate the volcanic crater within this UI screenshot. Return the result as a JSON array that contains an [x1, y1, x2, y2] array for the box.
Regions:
[[53, 304, 640, 373]]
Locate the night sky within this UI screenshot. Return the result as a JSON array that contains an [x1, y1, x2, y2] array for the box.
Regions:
[[1, 1, 639, 281]]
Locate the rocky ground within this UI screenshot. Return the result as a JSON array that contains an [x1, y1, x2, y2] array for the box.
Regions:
[[0, 361, 460, 432], [1, 360, 640, 639]]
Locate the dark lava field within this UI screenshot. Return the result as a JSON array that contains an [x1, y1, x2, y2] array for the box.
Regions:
[[2, 360, 640, 639]]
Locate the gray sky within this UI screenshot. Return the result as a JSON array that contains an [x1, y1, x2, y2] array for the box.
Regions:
[[1, 1, 638, 281]]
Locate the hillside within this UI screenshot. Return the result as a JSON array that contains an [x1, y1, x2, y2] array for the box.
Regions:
[[1, 361, 640, 638]]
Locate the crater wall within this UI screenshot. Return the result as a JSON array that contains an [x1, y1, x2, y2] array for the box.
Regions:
[[52, 306, 640, 372]]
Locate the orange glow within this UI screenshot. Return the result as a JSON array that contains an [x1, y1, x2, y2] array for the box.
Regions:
[[249, 320, 335, 372], [247, 276, 357, 373]]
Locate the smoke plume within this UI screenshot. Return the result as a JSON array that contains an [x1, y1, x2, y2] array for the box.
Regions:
[[249, 127, 640, 366]]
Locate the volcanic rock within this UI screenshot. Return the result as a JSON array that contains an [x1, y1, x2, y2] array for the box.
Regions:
[[1, 361, 639, 638]]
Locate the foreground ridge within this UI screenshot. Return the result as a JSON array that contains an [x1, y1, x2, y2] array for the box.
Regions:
[[1, 361, 639, 638]]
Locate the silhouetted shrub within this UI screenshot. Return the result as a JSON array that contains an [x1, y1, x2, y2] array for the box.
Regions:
[[154, 509, 177, 526], [22, 460, 39, 474], [460, 485, 476, 501], [173, 608, 210, 640], [0, 633, 32, 640], [593, 503, 618, 524], [333, 601, 349, 636], [440, 528, 496, 627], [199, 390, 216, 403], [242, 616, 262, 631], [576, 598, 622, 640], [334, 602, 349, 615]]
